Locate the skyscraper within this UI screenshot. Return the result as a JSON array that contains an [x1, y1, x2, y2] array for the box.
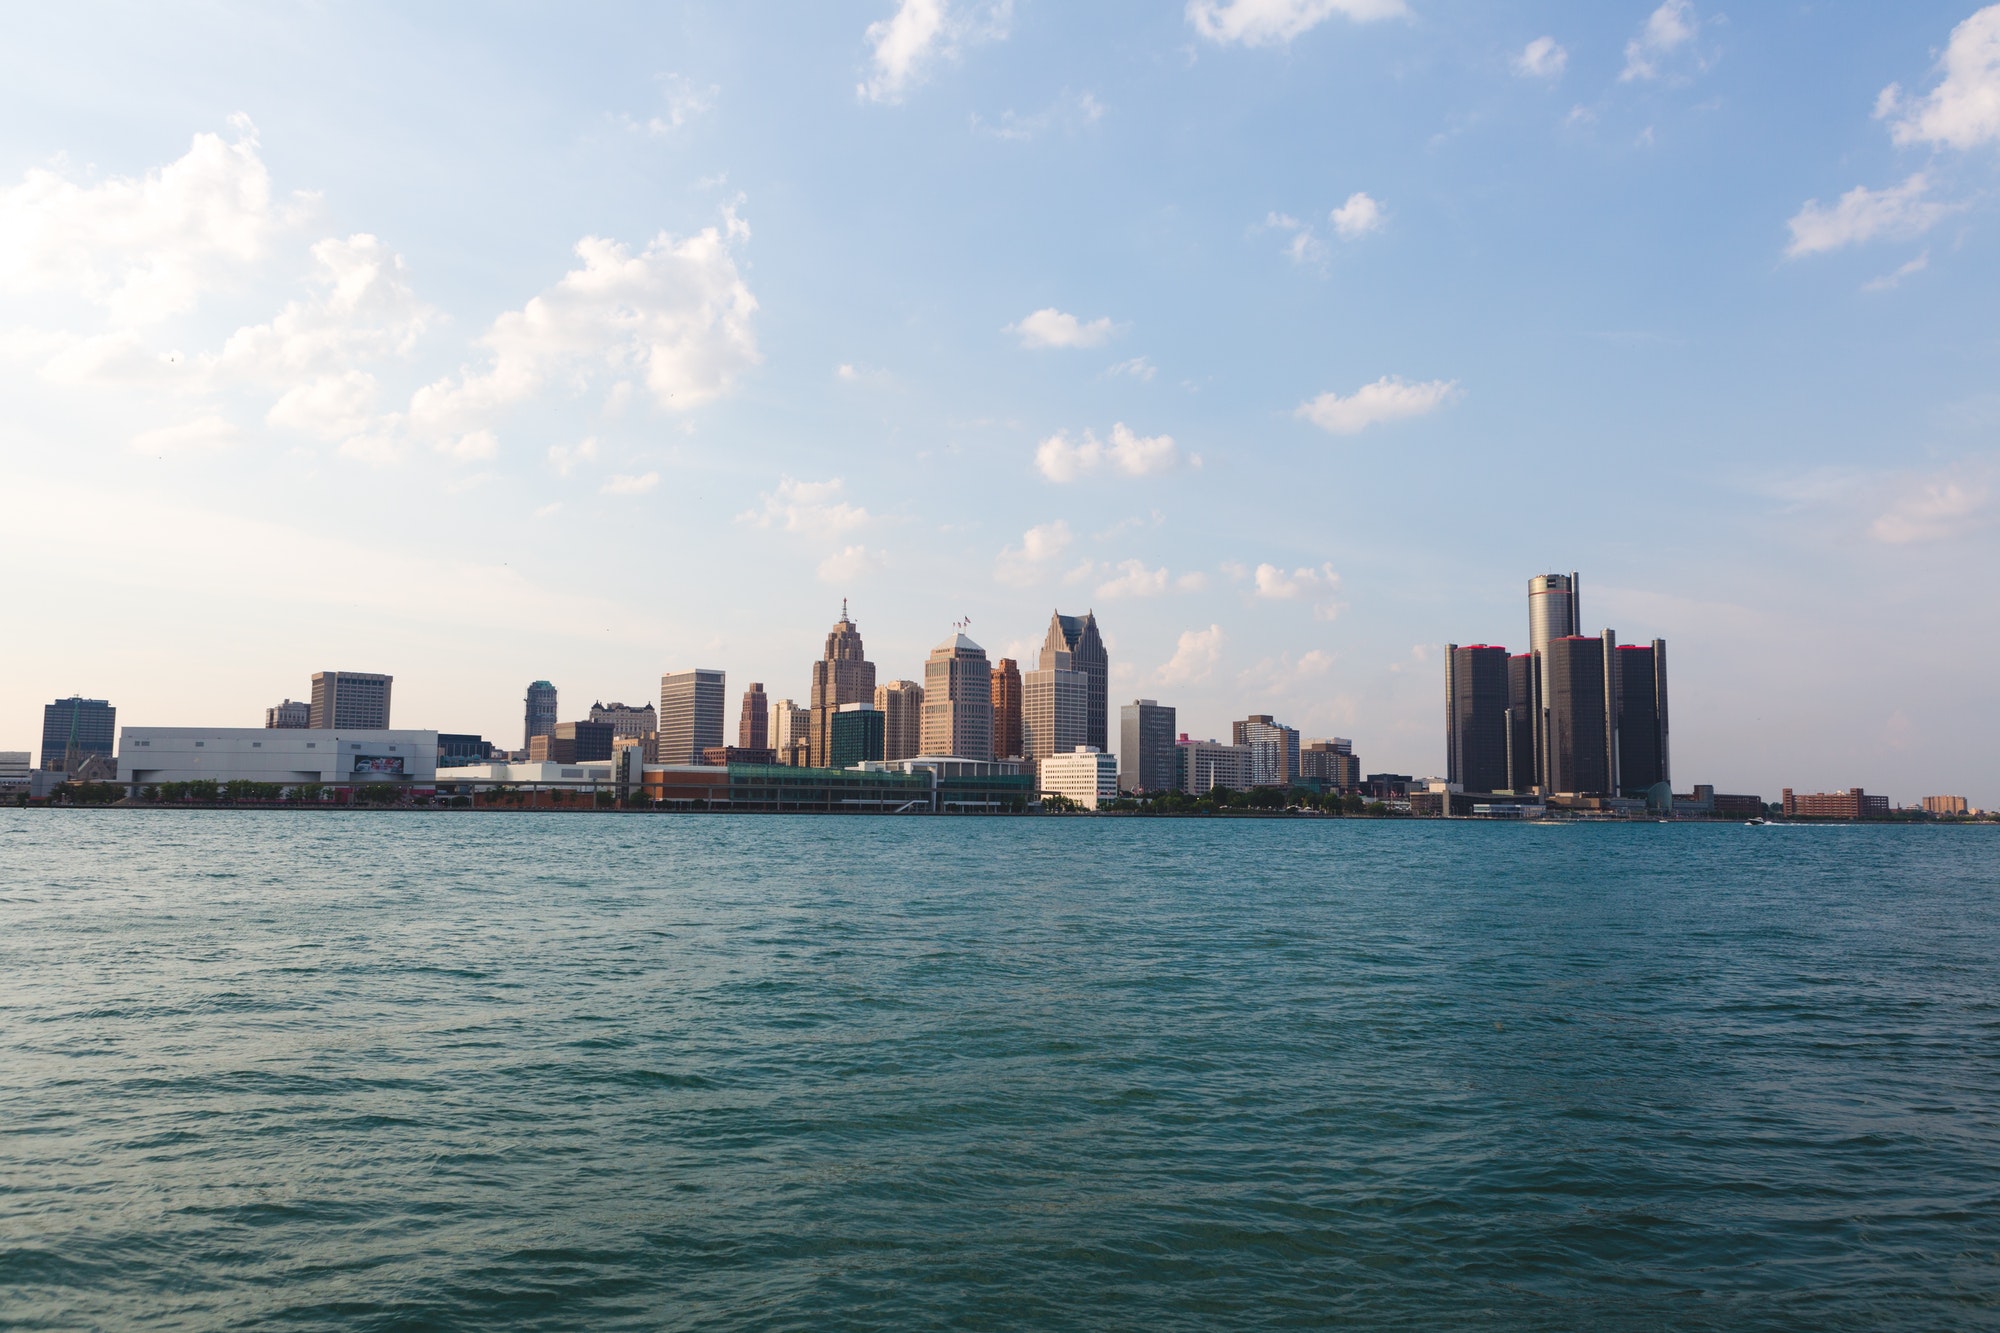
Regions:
[[739, 683, 769, 750], [1119, 699, 1177, 793], [310, 671, 391, 730], [875, 680, 925, 761], [989, 659, 1023, 761], [1445, 644, 1511, 795], [1505, 653, 1535, 794], [39, 696, 115, 772], [524, 680, 558, 750], [660, 669, 726, 765], [1022, 646, 1087, 763], [1527, 572, 1579, 789], [1041, 611, 1108, 753], [921, 630, 993, 760], [809, 602, 877, 768], [1544, 634, 1610, 796], [1615, 640, 1670, 794]]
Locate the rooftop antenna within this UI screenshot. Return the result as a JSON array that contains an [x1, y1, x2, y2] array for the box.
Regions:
[[842, 597, 849, 620]]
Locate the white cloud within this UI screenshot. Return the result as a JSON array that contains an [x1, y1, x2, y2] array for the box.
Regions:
[[1096, 559, 1171, 599], [0, 117, 303, 325], [1784, 174, 1954, 258], [1514, 36, 1568, 79], [410, 217, 758, 441], [1880, 6, 2000, 150], [995, 519, 1073, 585], [1295, 376, 1460, 434], [1177, 571, 1209, 591], [1621, 0, 1699, 83], [547, 436, 600, 477], [741, 476, 871, 541], [859, 0, 1011, 103], [213, 233, 432, 380], [1007, 307, 1117, 349], [1159, 625, 1226, 684], [1035, 423, 1180, 481], [975, 90, 1106, 141], [1187, 0, 1406, 47], [1107, 356, 1156, 381], [33, 331, 186, 388], [602, 471, 660, 496], [818, 544, 887, 583], [836, 362, 858, 380], [1870, 477, 1992, 544], [1330, 191, 1384, 239], [130, 414, 238, 455], [266, 371, 378, 441], [1253, 562, 1343, 619]]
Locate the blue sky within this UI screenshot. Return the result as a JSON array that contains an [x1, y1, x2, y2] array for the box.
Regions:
[[3, 0, 1997, 802]]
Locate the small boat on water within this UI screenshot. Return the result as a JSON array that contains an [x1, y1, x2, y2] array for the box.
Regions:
[[1746, 817, 1769, 826]]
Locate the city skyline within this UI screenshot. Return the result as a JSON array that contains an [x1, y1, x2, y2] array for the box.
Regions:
[[3, 3, 1997, 804]]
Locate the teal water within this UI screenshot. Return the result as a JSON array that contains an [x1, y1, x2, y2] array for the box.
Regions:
[[2, 813, 1997, 1330]]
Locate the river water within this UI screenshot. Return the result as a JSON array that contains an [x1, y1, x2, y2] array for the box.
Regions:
[[3, 812, 1997, 1329]]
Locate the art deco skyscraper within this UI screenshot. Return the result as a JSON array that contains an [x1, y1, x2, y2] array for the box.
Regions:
[[739, 682, 770, 750], [921, 630, 992, 760], [523, 680, 558, 751], [989, 659, 1023, 761], [809, 602, 876, 767], [1041, 611, 1108, 753]]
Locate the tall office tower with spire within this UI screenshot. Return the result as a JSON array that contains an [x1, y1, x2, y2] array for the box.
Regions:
[[523, 680, 558, 751], [1022, 644, 1088, 763], [739, 683, 769, 750], [659, 669, 726, 765], [1041, 610, 1108, 753], [1445, 644, 1511, 795], [874, 680, 925, 761], [1526, 572, 1579, 789], [989, 659, 1023, 760], [921, 630, 993, 760], [809, 601, 877, 768]]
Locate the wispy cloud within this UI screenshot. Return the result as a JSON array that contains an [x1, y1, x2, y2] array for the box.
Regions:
[[1514, 36, 1567, 80], [1330, 191, 1384, 238], [739, 475, 870, 540], [858, 0, 1011, 104], [994, 519, 1073, 585], [1621, 0, 1702, 83], [1785, 174, 1954, 258], [1159, 624, 1226, 683], [1878, 6, 2000, 150]]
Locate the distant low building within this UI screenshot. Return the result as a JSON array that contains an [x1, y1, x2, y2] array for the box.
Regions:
[[265, 699, 311, 729], [1039, 746, 1119, 810], [1177, 736, 1250, 793], [589, 700, 658, 739], [1300, 738, 1359, 791], [437, 734, 493, 767], [0, 751, 32, 786], [1924, 795, 1970, 816], [701, 746, 777, 766], [1782, 787, 1890, 819]]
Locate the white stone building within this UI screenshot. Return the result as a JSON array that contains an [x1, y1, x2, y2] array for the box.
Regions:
[[1037, 746, 1119, 810]]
